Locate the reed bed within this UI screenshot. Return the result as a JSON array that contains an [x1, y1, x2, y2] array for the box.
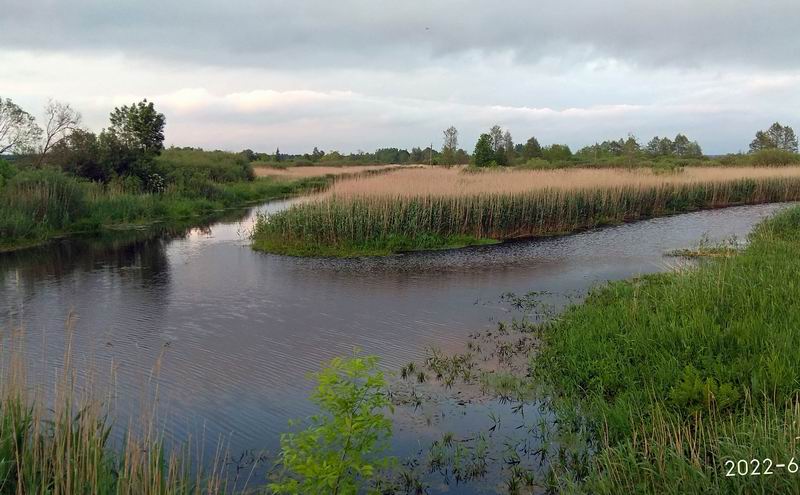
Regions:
[[253, 166, 800, 256]]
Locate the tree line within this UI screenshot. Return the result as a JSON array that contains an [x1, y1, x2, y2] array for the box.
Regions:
[[1, 96, 167, 190], [2, 96, 797, 173]]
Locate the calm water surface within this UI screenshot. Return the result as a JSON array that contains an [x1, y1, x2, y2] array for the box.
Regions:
[[0, 201, 793, 490]]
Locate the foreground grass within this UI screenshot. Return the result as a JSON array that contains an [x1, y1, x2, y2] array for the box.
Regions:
[[532, 205, 800, 493], [253, 172, 800, 257]]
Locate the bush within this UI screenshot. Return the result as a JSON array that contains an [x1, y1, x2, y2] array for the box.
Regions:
[[157, 148, 255, 183], [270, 354, 393, 494], [748, 148, 800, 166]]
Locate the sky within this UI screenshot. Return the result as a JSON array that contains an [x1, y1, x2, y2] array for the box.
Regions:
[[2, 0, 799, 155]]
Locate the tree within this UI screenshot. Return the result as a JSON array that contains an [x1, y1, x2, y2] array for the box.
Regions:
[[240, 149, 257, 162], [489, 125, 504, 152], [542, 144, 572, 162], [275, 147, 282, 162], [0, 97, 41, 154], [108, 99, 165, 155], [441, 126, 459, 166], [645, 136, 661, 157], [473, 133, 495, 167], [673, 134, 691, 157], [623, 134, 640, 158], [749, 122, 798, 153], [49, 129, 112, 182], [502, 130, 515, 164], [37, 99, 81, 166], [522, 136, 542, 160]]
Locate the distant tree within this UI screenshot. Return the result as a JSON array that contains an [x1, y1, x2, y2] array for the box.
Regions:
[[240, 149, 257, 161], [0, 97, 41, 154], [473, 133, 495, 167], [522, 136, 542, 160], [645, 136, 662, 157], [658, 137, 675, 156], [750, 122, 798, 153], [542, 144, 572, 162], [502, 130, 515, 164], [454, 148, 469, 164], [441, 126, 459, 166], [311, 146, 325, 161], [108, 99, 165, 155], [673, 134, 691, 157], [489, 125, 504, 152], [37, 100, 81, 166], [623, 134, 640, 157], [275, 147, 282, 162]]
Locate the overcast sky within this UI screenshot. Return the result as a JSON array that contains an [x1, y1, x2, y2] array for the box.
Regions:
[[3, 0, 799, 154]]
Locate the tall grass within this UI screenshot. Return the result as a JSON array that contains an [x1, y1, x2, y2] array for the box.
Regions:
[[0, 319, 239, 494], [253, 167, 800, 256], [0, 167, 327, 252], [534, 205, 800, 493]]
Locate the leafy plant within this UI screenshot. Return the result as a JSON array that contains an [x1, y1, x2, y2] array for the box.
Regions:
[[270, 353, 394, 495]]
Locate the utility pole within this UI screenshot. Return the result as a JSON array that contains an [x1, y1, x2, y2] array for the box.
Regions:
[[430, 142, 433, 166]]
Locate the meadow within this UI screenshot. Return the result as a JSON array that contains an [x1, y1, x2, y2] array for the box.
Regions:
[[252, 166, 800, 256]]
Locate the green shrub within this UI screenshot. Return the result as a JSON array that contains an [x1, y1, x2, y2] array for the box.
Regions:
[[271, 354, 394, 494], [748, 148, 800, 166]]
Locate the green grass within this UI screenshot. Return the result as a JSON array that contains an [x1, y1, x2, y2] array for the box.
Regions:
[[252, 176, 800, 257], [532, 205, 800, 493], [0, 167, 327, 252]]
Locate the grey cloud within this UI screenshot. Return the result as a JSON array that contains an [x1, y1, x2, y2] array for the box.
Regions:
[[4, 0, 799, 70]]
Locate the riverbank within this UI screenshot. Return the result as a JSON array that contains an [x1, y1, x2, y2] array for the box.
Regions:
[[252, 167, 800, 257], [531, 205, 800, 493], [0, 172, 327, 253]]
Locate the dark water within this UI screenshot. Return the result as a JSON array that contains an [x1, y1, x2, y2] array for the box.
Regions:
[[0, 201, 793, 490]]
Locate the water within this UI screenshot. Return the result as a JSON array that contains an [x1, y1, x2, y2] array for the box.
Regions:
[[0, 201, 792, 490]]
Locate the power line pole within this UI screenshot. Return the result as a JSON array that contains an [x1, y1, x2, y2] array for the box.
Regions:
[[430, 142, 433, 166]]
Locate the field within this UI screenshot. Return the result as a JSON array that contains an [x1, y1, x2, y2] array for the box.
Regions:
[[252, 166, 800, 257]]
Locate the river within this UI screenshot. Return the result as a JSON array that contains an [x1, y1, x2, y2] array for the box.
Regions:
[[0, 200, 792, 492]]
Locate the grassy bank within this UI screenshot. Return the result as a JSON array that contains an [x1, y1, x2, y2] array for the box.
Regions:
[[532, 205, 800, 493], [0, 158, 327, 252], [252, 167, 800, 257]]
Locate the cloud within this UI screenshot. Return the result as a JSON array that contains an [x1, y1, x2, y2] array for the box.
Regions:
[[4, 0, 800, 71], [1, 2, 799, 154]]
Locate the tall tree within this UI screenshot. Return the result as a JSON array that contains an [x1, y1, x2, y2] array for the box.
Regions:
[[441, 126, 459, 166], [473, 133, 495, 167], [750, 122, 799, 153], [442, 126, 458, 152], [0, 97, 41, 154], [522, 136, 542, 159], [489, 125, 504, 152], [673, 134, 691, 157], [503, 130, 515, 164], [108, 99, 165, 155], [37, 99, 81, 166]]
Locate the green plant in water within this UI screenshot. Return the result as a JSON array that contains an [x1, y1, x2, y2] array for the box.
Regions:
[[270, 353, 394, 495]]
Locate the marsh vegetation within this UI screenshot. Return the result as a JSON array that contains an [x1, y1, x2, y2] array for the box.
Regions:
[[252, 166, 800, 256]]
